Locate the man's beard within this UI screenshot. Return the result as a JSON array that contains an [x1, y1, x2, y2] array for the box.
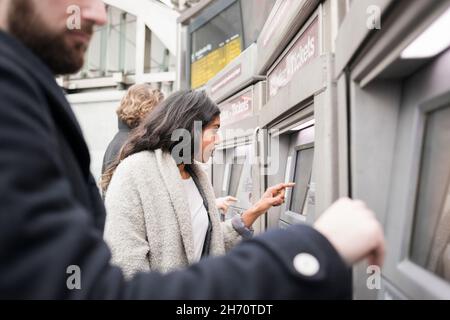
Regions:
[[8, 0, 91, 75]]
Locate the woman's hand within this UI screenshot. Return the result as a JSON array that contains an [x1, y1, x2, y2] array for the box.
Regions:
[[255, 182, 296, 212], [241, 183, 295, 228], [216, 196, 238, 215]]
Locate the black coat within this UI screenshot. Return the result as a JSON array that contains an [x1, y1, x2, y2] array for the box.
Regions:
[[0, 31, 352, 299], [101, 120, 131, 174]]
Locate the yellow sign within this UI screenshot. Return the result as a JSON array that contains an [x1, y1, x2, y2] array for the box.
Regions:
[[191, 37, 241, 89]]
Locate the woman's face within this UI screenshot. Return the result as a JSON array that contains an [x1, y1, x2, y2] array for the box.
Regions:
[[197, 116, 221, 163]]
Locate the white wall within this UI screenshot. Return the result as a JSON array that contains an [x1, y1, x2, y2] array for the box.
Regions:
[[68, 91, 126, 184]]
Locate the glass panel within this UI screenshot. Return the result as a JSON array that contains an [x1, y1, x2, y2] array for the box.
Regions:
[[212, 149, 226, 198], [106, 6, 122, 74], [410, 105, 450, 282], [289, 147, 314, 214], [190, 1, 243, 88], [124, 14, 136, 74], [151, 32, 170, 73], [240, 0, 277, 47], [70, 6, 137, 79], [84, 27, 102, 76], [229, 156, 246, 197]]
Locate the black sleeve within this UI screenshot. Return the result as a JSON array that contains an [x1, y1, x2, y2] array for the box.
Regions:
[[0, 67, 351, 300], [126, 226, 352, 299]]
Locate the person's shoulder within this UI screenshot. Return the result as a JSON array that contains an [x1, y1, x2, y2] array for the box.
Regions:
[[0, 47, 48, 122], [124, 150, 155, 165], [103, 132, 127, 164], [112, 130, 129, 145], [115, 151, 156, 177], [0, 49, 41, 94], [106, 151, 158, 200], [0, 36, 36, 81]]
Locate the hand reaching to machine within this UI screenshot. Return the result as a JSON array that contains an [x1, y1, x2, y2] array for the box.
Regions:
[[255, 182, 296, 211], [241, 183, 296, 228], [215, 196, 238, 215], [314, 198, 385, 267]]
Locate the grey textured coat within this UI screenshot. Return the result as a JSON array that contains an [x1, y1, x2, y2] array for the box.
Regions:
[[104, 150, 241, 277]]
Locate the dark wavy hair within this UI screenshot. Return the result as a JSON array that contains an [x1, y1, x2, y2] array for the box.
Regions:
[[101, 90, 220, 192]]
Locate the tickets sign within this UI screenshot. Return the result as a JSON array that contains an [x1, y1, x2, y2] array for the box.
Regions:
[[267, 17, 319, 98], [220, 90, 253, 126], [210, 64, 242, 95], [262, 0, 293, 47]]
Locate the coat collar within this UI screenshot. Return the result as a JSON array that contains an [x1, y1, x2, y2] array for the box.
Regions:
[[154, 149, 196, 264], [190, 163, 225, 257], [153, 150, 224, 262], [118, 119, 131, 132], [0, 31, 91, 178]]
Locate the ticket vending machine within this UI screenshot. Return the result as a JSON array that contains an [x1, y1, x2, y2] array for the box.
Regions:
[[278, 121, 315, 228], [256, 2, 340, 229], [334, 0, 450, 299], [211, 85, 263, 214], [205, 44, 266, 234]]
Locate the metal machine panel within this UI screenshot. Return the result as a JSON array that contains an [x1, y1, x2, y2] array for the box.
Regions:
[[205, 44, 263, 104], [279, 125, 315, 226], [334, 0, 393, 78], [342, 1, 450, 299], [259, 7, 337, 230], [381, 51, 450, 300], [259, 7, 327, 129], [266, 13, 320, 99], [256, 0, 321, 74], [264, 106, 315, 229]]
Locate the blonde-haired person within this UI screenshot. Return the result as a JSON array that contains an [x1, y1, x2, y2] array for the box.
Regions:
[[101, 84, 164, 174]]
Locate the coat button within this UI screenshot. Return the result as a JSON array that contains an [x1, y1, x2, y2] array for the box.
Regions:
[[293, 253, 320, 276]]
